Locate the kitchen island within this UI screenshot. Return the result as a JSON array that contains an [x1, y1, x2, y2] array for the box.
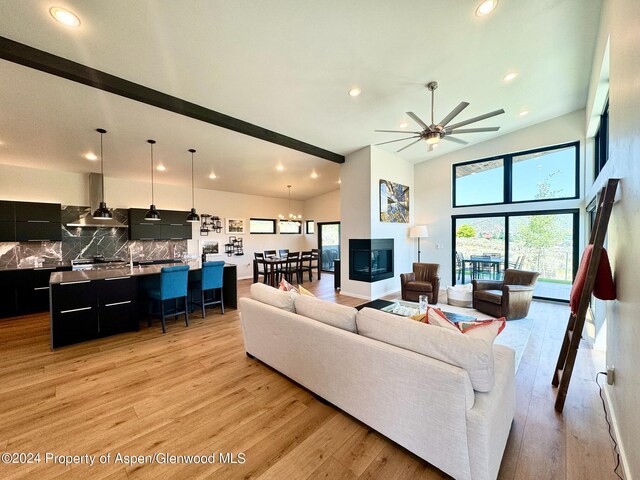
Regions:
[[49, 261, 237, 349]]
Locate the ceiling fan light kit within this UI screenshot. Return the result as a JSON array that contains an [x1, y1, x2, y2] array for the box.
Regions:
[[375, 80, 505, 153]]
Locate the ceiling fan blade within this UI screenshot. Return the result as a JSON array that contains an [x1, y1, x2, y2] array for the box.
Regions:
[[446, 127, 501, 134], [396, 138, 424, 152], [406, 112, 431, 131], [442, 136, 469, 145], [375, 129, 422, 134], [446, 109, 505, 130], [375, 135, 421, 146], [437, 102, 470, 128]]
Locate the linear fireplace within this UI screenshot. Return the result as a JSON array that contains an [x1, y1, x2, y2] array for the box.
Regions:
[[349, 238, 394, 283]]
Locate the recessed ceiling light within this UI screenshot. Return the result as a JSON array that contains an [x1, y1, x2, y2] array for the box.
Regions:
[[209, 173, 217, 179], [310, 171, 318, 179], [348, 87, 361, 97], [84, 152, 97, 161], [49, 6, 81, 28], [503, 72, 518, 82], [157, 164, 166, 171], [399, 122, 409, 129], [518, 110, 529, 117], [475, 0, 498, 17], [276, 164, 284, 171]]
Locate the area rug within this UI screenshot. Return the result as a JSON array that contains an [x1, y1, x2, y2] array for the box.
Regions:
[[389, 298, 533, 373]]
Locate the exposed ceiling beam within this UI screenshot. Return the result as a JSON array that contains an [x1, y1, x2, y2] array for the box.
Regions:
[[0, 36, 345, 164]]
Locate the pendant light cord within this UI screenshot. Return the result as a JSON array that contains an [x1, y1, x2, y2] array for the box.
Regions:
[[191, 151, 195, 208], [150, 142, 155, 204], [100, 131, 105, 203], [431, 87, 435, 126]]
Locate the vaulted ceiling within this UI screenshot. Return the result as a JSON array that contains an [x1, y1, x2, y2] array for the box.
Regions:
[[0, 0, 602, 200]]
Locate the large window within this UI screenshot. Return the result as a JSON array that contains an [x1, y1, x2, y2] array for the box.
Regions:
[[249, 218, 276, 234], [594, 99, 609, 177], [453, 210, 579, 302], [453, 142, 579, 207]]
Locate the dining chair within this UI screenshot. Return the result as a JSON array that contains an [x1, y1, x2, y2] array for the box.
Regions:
[[310, 248, 321, 280], [254, 252, 268, 283], [299, 251, 313, 282], [282, 252, 301, 284], [264, 250, 277, 258], [278, 249, 289, 258], [146, 265, 190, 333], [190, 261, 225, 318]]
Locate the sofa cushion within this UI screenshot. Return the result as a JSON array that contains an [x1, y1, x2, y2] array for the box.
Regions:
[[406, 281, 433, 292], [356, 307, 495, 392], [294, 295, 358, 332], [426, 307, 507, 344], [474, 289, 503, 305], [250, 282, 297, 313], [278, 278, 298, 292]]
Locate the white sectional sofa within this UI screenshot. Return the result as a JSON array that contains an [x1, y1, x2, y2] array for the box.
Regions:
[[239, 283, 515, 480]]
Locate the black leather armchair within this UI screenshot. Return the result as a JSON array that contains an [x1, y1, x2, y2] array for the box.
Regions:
[[472, 268, 539, 320]]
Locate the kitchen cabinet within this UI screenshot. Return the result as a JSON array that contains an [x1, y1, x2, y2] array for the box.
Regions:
[[0, 270, 18, 318], [50, 279, 99, 348], [0, 221, 15, 242], [0, 201, 14, 221], [98, 276, 138, 335], [12, 201, 62, 242], [50, 275, 138, 348], [129, 208, 192, 240]]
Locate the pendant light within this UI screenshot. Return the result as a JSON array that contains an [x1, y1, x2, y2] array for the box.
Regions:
[[186, 148, 200, 222], [278, 185, 302, 223], [144, 139, 161, 221], [92, 128, 112, 219]]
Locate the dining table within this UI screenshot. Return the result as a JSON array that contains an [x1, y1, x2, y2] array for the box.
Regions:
[[462, 256, 505, 283], [253, 256, 287, 287]]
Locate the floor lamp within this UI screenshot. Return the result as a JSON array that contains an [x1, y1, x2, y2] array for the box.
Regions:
[[409, 225, 429, 263]]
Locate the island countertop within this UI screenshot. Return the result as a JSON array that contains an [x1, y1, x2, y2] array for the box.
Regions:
[[49, 260, 236, 284]]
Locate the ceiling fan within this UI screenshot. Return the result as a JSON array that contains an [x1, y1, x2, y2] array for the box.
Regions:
[[375, 81, 505, 153]]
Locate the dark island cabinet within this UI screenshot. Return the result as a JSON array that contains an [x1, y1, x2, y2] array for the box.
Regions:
[[50, 276, 138, 348], [98, 276, 138, 335], [129, 208, 192, 240], [18, 266, 70, 314], [50, 279, 99, 348]]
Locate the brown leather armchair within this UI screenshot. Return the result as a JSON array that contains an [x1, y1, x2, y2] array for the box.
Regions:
[[472, 268, 540, 320], [400, 263, 440, 304]]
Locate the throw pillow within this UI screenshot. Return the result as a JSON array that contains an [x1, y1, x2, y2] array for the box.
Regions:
[[278, 278, 298, 293], [426, 307, 506, 344], [298, 285, 316, 297]]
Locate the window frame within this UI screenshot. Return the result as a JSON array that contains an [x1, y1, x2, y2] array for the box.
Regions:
[[452, 141, 580, 208], [278, 219, 302, 235], [451, 208, 580, 303], [249, 218, 276, 234], [305, 220, 315, 234], [594, 99, 609, 178]]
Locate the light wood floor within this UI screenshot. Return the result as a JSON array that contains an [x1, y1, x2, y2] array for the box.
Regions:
[[0, 275, 617, 479]]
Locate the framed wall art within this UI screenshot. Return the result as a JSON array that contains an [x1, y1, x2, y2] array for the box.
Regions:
[[379, 179, 409, 223], [225, 218, 245, 234]]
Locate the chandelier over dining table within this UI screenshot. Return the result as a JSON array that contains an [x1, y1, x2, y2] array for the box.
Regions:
[[279, 185, 302, 224]]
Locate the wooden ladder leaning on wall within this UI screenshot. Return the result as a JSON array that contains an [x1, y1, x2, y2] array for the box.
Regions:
[[552, 177, 619, 413]]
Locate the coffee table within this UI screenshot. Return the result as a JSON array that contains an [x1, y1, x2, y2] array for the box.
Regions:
[[357, 299, 477, 323]]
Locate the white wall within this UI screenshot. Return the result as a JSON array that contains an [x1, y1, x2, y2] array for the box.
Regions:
[[0, 164, 308, 279], [339, 146, 414, 299], [413, 110, 586, 287], [586, 1, 640, 476], [370, 146, 414, 299], [302, 188, 340, 250]]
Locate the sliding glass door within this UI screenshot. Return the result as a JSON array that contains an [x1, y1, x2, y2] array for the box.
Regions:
[[318, 222, 340, 273], [453, 209, 579, 301]]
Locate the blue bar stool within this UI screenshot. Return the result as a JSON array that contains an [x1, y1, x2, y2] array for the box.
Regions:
[[190, 261, 225, 318], [147, 265, 190, 333]]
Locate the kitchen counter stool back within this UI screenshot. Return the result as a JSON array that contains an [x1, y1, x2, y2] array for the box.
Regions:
[[190, 261, 225, 318], [146, 265, 190, 333]]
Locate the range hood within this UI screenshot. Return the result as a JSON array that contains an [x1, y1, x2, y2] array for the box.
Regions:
[[66, 173, 128, 228]]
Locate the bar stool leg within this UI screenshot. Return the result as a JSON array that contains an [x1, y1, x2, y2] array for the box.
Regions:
[[184, 297, 189, 327], [160, 301, 166, 334]]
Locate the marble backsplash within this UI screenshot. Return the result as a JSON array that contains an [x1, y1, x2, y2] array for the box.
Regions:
[[0, 205, 187, 269]]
